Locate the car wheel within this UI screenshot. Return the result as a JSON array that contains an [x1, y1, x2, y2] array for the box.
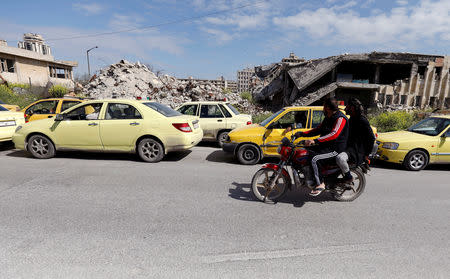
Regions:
[[137, 138, 164, 163], [217, 131, 229, 148], [28, 135, 55, 159], [403, 150, 428, 171], [237, 144, 261, 165]]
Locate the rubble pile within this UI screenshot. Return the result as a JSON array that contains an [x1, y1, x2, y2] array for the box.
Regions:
[[84, 60, 262, 113]]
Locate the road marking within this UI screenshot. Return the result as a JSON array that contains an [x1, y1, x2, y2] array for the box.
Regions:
[[202, 243, 390, 264]]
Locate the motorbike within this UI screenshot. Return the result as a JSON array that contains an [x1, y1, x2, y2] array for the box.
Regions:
[[251, 136, 375, 203]]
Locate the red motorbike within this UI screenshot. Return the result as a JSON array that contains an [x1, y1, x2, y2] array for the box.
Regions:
[[251, 136, 373, 203]]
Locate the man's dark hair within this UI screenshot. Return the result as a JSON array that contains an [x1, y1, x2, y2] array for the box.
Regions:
[[347, 97, 364, 116], [323, 97, 339, 112]]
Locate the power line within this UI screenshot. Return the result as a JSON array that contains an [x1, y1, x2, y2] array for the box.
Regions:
[[47, 0, 267, 41]]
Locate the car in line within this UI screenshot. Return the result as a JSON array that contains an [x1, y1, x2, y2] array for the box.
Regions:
[[22, 98, 83, 122], [176, 101, 252, 147], [13, 99, 203, 162], [376, 114, 450, 170], [222, 106, 376, 165], [0, 104, 25, 142], [0, 100, 20, 112]]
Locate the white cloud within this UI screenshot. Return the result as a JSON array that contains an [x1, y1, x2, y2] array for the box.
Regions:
[[273, 0, 450, 48], [73, 2, 105, 15], [396, 0, 408, 5], [200, 27, 234, 44]]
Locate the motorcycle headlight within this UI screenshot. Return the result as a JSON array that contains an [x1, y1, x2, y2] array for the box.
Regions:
[[382, 142, 399, 150], [15, 125, 22, 133]]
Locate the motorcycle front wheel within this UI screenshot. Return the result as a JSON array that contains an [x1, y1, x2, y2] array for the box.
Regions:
[[333, 167, 366, 202], [251, 168, 289, 203]]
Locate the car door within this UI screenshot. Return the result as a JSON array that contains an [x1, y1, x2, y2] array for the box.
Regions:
[[199, 104, 226, 139], [262, 109, 309, 156], [99, 102, 144, 151], [436, 126, 450, 163], [51, 103, 104, 150], [25, 100, 59, 122]]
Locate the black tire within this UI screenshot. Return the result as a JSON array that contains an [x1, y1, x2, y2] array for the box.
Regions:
[[137, 138, 164, 163], [27, 134, 55, 159], [333, 168, 366, 202], [237, 144, 261, 165], [217, 131, 229, 148], [251, 168, 289, 202], [403, 149, 428, 171]]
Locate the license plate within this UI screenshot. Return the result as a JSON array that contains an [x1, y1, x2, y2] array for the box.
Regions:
[[0, 120, 15, 127]]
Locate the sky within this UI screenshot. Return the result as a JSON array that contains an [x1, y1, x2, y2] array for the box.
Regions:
[[1, 0, 450, 80]]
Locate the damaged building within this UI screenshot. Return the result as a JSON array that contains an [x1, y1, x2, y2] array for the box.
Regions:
[[252, 52, 450, 110]]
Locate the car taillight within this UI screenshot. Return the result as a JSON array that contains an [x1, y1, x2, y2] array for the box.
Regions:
[[246, 121, 252, 125], [172, 123, 192, 133]]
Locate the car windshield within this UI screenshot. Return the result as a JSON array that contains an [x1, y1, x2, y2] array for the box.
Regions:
[[260, 109, 285, 126], [143, 102, 182, 117], [407, 117, 450, 136], [0, 105, 8, 111], [226, 103, 240, 115]]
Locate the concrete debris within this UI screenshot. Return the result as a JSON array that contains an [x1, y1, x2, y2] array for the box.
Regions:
[[84, 60, 263, 114]]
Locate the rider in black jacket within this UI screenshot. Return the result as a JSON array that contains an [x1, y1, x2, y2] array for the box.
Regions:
[[294, 98, 349, 196], [336, 98, 376, 182]]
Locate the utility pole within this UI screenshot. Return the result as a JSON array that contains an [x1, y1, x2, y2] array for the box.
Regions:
[[86, 46, 98, 77]]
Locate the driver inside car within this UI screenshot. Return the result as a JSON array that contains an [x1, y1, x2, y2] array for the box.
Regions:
[[293, 98, 349, 196]]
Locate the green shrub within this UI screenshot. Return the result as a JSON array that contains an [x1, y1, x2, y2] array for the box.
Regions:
[[222, 88, 232, 95], [369, 111, 415, 132], [0, 84, 38, 108], [8, 83, 30, 90], [240, 91, 253, 103], [252, 112, 273, 124], [48, 85, 68, 98]]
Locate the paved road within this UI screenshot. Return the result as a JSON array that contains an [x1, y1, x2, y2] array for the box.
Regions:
[[0, 142, 449, 278]]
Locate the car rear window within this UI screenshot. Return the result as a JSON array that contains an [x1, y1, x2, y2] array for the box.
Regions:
[[226, 103, 240, 115], [143, 102, 182, 117]]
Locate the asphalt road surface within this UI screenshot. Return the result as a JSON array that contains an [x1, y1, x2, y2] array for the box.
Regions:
[[0, 142, 449, 278]]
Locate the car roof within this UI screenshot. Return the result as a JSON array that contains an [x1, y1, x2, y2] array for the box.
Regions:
[[430, 114, 450, 119], [283, 105, 346, 110], [180, 101, 229, 105]]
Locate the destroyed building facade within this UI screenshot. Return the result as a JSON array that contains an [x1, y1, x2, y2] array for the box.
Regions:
[[0, 33, 77, 89], [252, 52, 450, 110]]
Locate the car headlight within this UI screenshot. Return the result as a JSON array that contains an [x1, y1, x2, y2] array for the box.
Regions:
[[382, 142, 399, 150], [15, 125, 23, 133]]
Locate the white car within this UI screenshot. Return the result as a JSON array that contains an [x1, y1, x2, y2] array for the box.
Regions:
[[176, 101, 252, 146]]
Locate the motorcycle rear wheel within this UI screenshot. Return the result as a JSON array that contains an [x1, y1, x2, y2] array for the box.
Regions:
[[251, 168, 289, 203], [333, 167, 366, 202]]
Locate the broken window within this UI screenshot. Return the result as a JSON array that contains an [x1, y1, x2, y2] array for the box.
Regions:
[[417, 66, 427, 77], [400, 95, 407, 105], [385, 95, 393, 105], [379, 63, 412, 84], [0, 58, 15, 73], [429, 97, 437, 107], [434, 67, 442, 80], [415, 96, 422, 106], [49, 65, 71, 79], [445, 98, 450, 109], [378, 93, 385, 105]]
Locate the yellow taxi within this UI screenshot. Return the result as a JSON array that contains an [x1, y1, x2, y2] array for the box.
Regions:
[[0, 101, 20, 112], [223, 106, 341, 164], [13, 99, 203, 162], [376, 115, 450, 170], [0, 105, 25, 142], [22, 98, 83, 122]]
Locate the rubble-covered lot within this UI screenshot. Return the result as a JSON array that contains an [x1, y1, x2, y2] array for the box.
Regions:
[[84, 60, 263, 114]]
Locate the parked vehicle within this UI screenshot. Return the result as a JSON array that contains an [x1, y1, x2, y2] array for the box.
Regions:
[[223, 106, 376, 165], [251, 136, 375, 203], [22, 98, 83, 122], [13, 100, 203, 162], [376, 115, 450, 170], [0, 105, 25, 142], [176, 101, 252, 147], [0, 100, 20, 112]]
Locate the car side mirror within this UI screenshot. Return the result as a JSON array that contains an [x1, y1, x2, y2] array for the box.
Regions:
[[55, 114, 65, 121]]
